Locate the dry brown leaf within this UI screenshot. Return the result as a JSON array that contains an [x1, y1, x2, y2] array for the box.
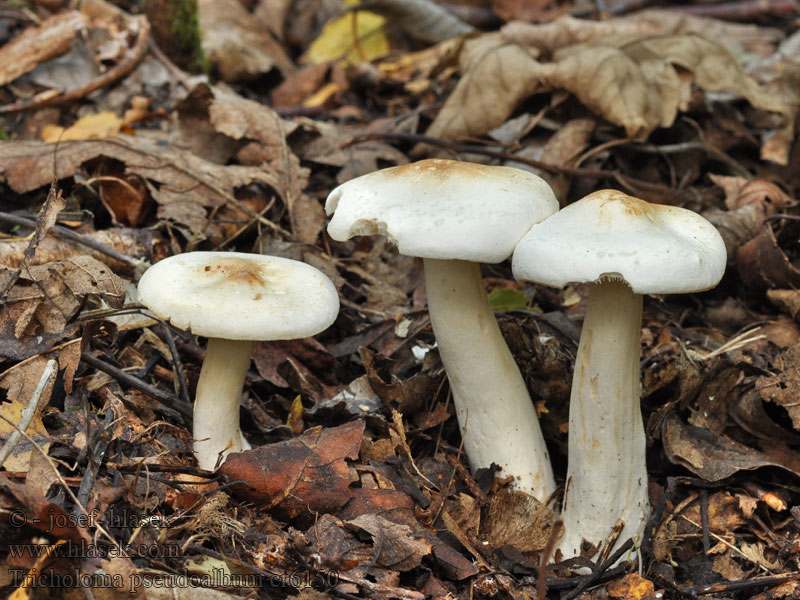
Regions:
[[347, 513, 432, 571], [738, 542, 782, 570], [292, 119, 407, 183], [198, 0, 294, 81], [425, 34, 541, 142], [0, 256, 125, 360], [0, 11, 87, 86], [662, 413, 800, 481], [757, 343, 800, 430], [0, 136, 283, 237]]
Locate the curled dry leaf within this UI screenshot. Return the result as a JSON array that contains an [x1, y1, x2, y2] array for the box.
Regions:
[[662, 413, 800, 481], [757, 343, 800, 431], [424, 34, 541, 143], [219, 420, 364, 522], [703, 176, 789, 260], [541, 33, 786, 139], [736, 225, 800, 289]]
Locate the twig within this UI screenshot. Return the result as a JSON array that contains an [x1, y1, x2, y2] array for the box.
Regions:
[[538, 519, 564, 600], [679, 572, 800, 596], [80, 352, 193, 420], [157, 324, 191, 406], [0, 16, 151, 114], [0, 211, 148, 275], [0, 359, 57, 468], [562, 538, 634, 600], [345, 131, 682, 198], [0, 410, 125, 555]]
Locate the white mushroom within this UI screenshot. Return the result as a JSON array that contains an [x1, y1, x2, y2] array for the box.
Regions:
[[512, 190, 726, 559], [137, 252, 339, 471], [326, 159, 559, 500]]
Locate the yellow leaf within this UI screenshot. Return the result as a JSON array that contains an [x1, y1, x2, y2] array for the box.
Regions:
[[303, 0, 389, 66], [42, 111, 123, 143], [287, 395, 304, 435]]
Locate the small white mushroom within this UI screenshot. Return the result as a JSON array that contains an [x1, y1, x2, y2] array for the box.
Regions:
[[137, 252, 339, 471], [512, 189, 726, 559], [326, 159, 559, 500]]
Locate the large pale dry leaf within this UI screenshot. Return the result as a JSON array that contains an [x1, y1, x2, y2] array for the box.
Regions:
[[425, 34, 541, 142], [358, 0, 474, 43], [539, 42, 664, 138], [541, 33, 787, 139], [198, 0, 294, 81], [502, 14, 661, 52], [502, 9, 782, 58]]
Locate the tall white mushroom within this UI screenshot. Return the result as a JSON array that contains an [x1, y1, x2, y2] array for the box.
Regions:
[[137, 252, 339, 471], [326, 159, 559, 500], [512, 190, 726, 558]]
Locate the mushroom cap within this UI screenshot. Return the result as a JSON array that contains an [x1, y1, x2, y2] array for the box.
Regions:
[[512, 189, 727, 294], [326, 159, 558, 263], [137, 252, 339, 340]]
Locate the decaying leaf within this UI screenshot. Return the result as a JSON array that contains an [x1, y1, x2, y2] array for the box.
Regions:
[[0, 256, 125, 360], [662, 413, 800, 481], [303, 1, 389, 66], [347, 513, 432, 571], [219, 420, 364, 521], [0, 137, 283, 238], [757, 343, 800, 430]]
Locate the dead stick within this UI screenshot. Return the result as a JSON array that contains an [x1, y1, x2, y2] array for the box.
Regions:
[[81, 352, 192, 420], [0, 359, 57, 468], [0, 212, 148, 275]]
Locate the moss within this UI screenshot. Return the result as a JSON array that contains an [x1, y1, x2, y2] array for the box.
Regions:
[[144, 0, 208, 73]]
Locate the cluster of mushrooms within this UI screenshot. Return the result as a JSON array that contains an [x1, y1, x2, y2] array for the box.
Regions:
[[137, 159, 727, 562]]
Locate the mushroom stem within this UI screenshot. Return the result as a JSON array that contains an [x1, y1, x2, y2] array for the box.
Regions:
[[558, 280, 649, 558], [424, 258, 556, 500], [193, 337, 253, 471]]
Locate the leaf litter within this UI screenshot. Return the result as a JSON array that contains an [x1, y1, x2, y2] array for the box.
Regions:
[[0, 0, 799, 598]]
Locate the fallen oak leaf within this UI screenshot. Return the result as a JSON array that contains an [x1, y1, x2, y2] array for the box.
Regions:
[[219, 420, 365, 523]]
